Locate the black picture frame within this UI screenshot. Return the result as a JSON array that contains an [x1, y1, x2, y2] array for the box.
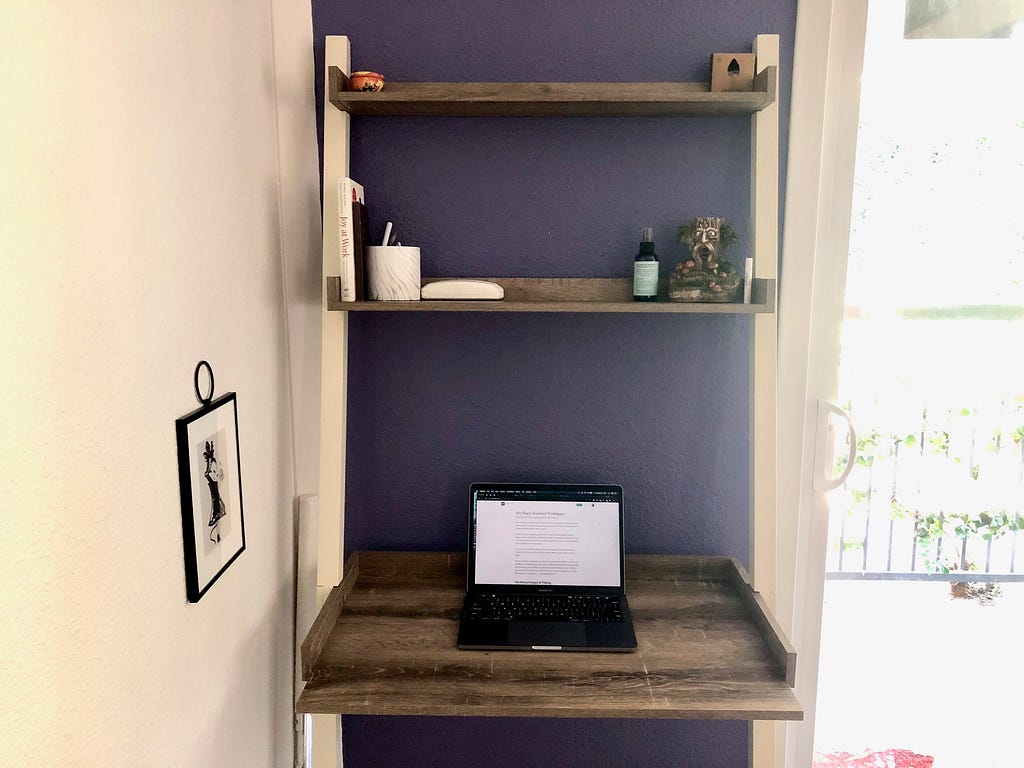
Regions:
[[175, 392, 246, 602]]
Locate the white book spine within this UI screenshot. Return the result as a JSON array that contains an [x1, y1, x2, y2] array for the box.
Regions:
[[337, 179, 356, 302], [337, 178, 367, 302]]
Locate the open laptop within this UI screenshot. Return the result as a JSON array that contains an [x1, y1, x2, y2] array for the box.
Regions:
[[457, 483, 637, 652]]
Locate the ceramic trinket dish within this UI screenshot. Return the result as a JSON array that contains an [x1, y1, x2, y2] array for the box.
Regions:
[[349, 71, 384, 92]]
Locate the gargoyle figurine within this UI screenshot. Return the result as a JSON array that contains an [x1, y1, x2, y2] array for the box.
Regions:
[[670, 216, 742, 302]]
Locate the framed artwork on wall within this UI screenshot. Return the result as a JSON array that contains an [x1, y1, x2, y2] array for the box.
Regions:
[[175, 389, 246, 603]]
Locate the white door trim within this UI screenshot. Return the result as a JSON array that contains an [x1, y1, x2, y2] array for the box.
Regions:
[[776, 2, 869, 766]]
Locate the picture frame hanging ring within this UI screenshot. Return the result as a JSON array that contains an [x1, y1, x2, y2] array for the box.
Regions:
[[193, 360, 216, 406]]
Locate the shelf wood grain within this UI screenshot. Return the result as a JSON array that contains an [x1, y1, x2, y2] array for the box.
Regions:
[[326, 276, 776, 314], [296, 551, 801, 720], [329, 66, 777, 117]]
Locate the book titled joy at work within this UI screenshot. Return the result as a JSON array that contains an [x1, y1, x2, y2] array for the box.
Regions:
[[337, 178, 368, 302]]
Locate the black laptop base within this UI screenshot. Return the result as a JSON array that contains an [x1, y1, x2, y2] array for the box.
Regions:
[[457, 593, 637, 652]]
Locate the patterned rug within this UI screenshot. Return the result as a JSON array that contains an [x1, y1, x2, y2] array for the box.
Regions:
[[813, 749, 935, 768]]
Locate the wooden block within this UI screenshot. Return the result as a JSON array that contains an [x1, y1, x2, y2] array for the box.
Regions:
[[711, 53, 756, 92]]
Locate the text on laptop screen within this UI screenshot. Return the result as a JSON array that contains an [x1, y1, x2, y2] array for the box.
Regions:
[[472, 488, 621, 587]]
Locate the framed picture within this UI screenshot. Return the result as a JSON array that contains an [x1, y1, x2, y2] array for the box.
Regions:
[[175, 392, 245, 602]]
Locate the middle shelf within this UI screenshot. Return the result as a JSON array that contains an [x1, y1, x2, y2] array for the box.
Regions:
[[326, 276, 776, 314]]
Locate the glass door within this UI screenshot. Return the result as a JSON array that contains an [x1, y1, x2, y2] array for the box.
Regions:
[[808, 3, 1024, 766]]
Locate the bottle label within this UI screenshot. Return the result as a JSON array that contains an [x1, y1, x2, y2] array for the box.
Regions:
[[633, 262, 658, 297]]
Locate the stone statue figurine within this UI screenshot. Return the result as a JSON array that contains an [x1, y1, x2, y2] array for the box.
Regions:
[[669, 216, 742, 302]]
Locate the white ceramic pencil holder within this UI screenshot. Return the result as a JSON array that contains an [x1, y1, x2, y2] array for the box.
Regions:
[[366, 246, 421, 301]]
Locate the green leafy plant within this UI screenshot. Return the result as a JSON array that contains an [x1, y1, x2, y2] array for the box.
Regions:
[[913, 510, 1024, 574]]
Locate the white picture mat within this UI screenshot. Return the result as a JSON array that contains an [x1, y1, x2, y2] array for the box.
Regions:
[[186, 401, 243, 591]]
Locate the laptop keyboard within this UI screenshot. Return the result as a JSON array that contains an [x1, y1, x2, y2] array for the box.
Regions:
[[467, 594, 625, 623]]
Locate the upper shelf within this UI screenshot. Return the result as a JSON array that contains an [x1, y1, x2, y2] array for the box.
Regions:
[[328, 66, 777, 117]]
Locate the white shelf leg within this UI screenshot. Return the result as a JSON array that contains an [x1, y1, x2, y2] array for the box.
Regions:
[[312, 33, 351, 768], [750, 33, 781, 768]]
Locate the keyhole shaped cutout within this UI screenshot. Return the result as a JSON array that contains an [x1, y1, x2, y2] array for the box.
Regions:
[[727, 58, 741, 77]]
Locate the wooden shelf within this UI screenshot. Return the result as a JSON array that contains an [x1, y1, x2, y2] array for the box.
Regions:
[[329, 66, 777, 117], [327, 276, 776, 314], [297, 551, 801, 720]]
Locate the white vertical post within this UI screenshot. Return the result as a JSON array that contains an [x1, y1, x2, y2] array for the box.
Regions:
[[313, 34, 351, 768], [318, 35, 350, 592], [750, 33, 781, 768], [295, 496, 319, 767]]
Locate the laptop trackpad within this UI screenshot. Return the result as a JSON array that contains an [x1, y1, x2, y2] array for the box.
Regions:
[[508, 621, 587, 648]]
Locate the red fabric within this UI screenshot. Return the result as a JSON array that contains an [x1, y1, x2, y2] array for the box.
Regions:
[[813, 749, 934, 768]]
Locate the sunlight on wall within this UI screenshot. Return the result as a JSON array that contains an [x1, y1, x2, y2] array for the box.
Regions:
[[0, 4, 300, 765]]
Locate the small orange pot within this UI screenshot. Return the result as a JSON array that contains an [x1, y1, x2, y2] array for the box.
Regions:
[[349, 71, 384, 92]]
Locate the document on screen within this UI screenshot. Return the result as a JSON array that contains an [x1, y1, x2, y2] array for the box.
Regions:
[[473, 499, 620, 586]]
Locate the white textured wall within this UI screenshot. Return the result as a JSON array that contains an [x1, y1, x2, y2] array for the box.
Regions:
[[0, 2, 318, 765]]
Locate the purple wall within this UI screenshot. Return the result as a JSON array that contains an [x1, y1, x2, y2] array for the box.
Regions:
[[343, 717, 749, 768], [313, 1, 794, 764]]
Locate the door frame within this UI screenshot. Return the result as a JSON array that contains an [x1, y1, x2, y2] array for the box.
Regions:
[[776, 1, 869, 765]]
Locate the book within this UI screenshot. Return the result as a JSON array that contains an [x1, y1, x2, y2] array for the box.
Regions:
[[351, 197, 369, 301], [337, 178, 366, 302]]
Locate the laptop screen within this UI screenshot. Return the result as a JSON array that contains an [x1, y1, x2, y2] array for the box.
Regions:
[[469, 484, 623, 589]]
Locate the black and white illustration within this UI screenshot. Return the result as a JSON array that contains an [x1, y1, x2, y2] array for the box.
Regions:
[[197, 429, 234, 553], [176, 393, 245, 602]]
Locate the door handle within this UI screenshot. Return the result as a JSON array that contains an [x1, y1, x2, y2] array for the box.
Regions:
[[813, 400, 857, 491]]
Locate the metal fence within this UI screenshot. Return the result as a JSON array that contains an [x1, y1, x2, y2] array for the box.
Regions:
[[825, 396, 1024, 582]]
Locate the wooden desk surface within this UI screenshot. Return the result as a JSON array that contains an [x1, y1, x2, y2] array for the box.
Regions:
[[297, 552, 802, 721]]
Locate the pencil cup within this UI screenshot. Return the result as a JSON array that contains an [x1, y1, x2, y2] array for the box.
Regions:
[[366, 246, 421, 301]]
